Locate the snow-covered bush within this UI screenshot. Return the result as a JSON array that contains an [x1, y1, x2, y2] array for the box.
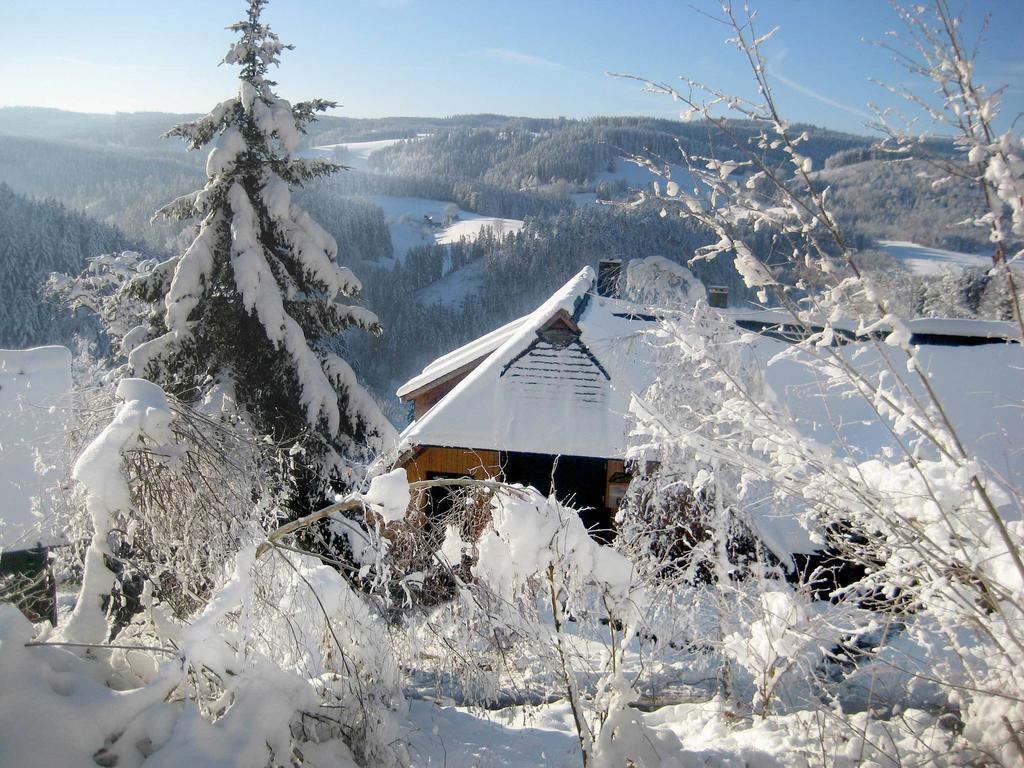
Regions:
[[877, 3, 1024, 339], [722, 588, 851, 718], [57, 376, 284, 640], [20, 373, 409, 766], [399, 483, 653, 766], [1, 547, 408, 767], [617, 1, 1024, 760]]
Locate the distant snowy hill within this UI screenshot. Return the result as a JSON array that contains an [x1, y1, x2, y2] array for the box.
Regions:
[[301, 136, 425, 172], [3, 106, 994, 413], [877, 240, 992, 276], [364, 195, 522, 263]]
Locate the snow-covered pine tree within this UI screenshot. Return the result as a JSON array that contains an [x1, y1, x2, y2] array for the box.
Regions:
[[127, 0, 394, 505]]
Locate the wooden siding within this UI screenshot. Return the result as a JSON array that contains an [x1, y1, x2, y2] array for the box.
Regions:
[[411, 372, 469, 418], [401, 356, 489, 419], [400, 446, 629, 521], [403, 446, 501, 485]]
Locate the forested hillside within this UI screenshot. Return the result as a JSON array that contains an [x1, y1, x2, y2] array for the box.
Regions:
[[0, 183, 138, 348], [0, 107, 996, 414]]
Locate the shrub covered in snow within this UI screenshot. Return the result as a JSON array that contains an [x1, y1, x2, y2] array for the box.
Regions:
[[5, 371, 410, 766], [617, 1, 1024, 762]]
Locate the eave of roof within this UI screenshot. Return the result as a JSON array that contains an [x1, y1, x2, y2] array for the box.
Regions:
[[396, 313, 530, 399]]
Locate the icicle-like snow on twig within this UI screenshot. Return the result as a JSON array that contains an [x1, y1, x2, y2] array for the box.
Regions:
[[62, 379, 175, 644]]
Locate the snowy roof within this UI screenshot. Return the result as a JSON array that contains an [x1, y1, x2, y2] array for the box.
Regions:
[[1, 346, 73, 551], [727, 308, 1018, 343], [397, 313, 530, 399], [396, 267, 659, 460], [397, 267, 1022, 466]]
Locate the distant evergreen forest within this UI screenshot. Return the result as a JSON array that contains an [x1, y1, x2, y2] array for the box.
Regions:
[[0, 183, 138, 348], [0, 107, 998, 417]]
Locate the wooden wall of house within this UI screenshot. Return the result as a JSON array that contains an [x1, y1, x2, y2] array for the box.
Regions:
[[401, 447, 502, 537], [402, 446, 501, 484]]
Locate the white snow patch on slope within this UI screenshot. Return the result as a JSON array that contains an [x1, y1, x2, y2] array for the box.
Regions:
[[878, 240, 992, 276], [436, 216, 523, 245], [571, 159, 702, 207], [0, 346, 72, 551], [417, 259, 487, 309], [302, 135, 427, 171], [363, 196, 522, 263], [595, 159, 696, 190]]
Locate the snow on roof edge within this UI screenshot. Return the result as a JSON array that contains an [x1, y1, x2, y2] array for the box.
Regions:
[[727, 309, 1017, 340], [397, 266, 597, 448], [396, 313, 530, 399]]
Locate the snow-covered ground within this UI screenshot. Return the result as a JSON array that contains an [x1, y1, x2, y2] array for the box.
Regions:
[[404, 695, 954, 767], [573, 158, 703, 206], [364, 195, 523, 263], [0, 346, 72, 551], [301, 136, 426, 172], [406, 700, 581, 767], [597, 159, 698, 192], [877, 239, 992, 276]]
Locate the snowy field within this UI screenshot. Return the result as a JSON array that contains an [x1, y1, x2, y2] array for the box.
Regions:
[[573, 159, 701, 206], [301, 136, 426, 172], [877, 239, 992, 276], [364, 195, 523, 263]]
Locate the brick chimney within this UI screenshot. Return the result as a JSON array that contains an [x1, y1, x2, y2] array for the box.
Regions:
[[597, 259, 623, 298]]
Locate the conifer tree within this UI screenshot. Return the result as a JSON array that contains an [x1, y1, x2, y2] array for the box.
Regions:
[[126, 0, 394, 504]]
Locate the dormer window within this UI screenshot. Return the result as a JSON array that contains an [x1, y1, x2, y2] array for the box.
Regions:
[[535, 310, 581, 349]]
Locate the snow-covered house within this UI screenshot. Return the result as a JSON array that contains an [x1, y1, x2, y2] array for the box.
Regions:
[[390, 261, 1023, 558], [392, 263, 650, 534]]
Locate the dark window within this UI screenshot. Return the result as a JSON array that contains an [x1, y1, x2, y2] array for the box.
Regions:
[[499, 452, 614, 540]]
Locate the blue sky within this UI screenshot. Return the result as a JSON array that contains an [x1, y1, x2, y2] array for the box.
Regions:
[[2, 0, 1021, 135]]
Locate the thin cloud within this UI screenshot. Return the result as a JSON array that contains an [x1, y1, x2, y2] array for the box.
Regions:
[[469, 48, 564, 69], [767, 49, 873, 123]]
